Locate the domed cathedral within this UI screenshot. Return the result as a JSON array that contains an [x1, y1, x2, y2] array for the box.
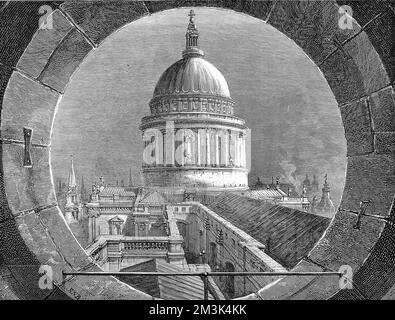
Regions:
[[140, 10, 249, 193]]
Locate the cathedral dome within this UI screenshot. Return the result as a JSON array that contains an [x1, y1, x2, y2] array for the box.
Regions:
[[147, 11, 236, 117], [153, 57, 231, 99], [141, 10, 249, 193]]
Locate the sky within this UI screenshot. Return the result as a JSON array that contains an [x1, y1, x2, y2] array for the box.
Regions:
[[51, 7, 347, 206]]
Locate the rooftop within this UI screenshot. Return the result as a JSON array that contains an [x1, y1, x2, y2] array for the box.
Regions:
[[243, 188, 287, 200], [207, 193, 331, 268], [100, 186, 137, 198], [117, 259, 215, 300], [138, 190, 168, 205]]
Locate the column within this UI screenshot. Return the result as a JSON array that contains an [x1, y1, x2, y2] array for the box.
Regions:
[[206, 128, 210, 166], [228, 130, 234, 166], [162, 129, 166, 165], [155, 131, 163, 166], [224, 131, 229, 166], [165, 122, 175, 166], [210, 129, 216, 166], [185, 129, 194, 165], [176, 129, 185, 166], [215, 130, 220, 166], [218, 129, 228, 166], [240, 133, 245, 167], [95, 215, 100, 238], [197, 129, 201, 165], [198, 128, 206, 166], [238, 134, 243, 167], [88, 214, 93, 243], [233, 131, 239, 167]]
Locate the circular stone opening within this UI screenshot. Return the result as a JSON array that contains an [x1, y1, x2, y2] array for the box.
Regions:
[[50, 8, 346, 298]]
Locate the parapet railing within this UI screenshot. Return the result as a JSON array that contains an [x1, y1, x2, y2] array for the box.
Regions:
[[62, 270, 346, 300], [86, 236, 173, 257]]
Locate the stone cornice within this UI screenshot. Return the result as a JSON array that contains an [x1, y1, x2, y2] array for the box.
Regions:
[[140, 113, 247, 130], [142, 166, 249, 172], [149, 93, 236, 116]]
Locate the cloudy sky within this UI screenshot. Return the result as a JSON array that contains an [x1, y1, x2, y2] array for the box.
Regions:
[[51, 7, 347, 206]]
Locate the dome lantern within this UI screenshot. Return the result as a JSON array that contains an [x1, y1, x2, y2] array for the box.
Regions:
[[149, 10, 235, 113], [182, 9, 204, 58]]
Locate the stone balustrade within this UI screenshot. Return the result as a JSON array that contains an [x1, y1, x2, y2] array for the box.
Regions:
[[148, 94, 235, 116], [85, 234, 186, 272], [123, 240, 169, 251]]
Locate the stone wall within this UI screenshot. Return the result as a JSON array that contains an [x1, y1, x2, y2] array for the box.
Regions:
[[173, 202, 287, 298]]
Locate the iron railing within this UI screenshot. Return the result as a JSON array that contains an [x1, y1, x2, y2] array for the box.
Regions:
[[62, 270, 344, 300]]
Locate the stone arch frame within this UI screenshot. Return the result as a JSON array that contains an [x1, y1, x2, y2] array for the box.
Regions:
[[0, 1, 393, 300]]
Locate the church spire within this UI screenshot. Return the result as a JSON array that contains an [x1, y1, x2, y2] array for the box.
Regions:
[[68, 156, 76, 188], [182, 9, 204, 58], [316, 173, 335, 214], [65, 155, 81, 223]]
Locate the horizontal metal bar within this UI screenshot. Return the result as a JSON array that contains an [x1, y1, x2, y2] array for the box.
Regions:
[[63, 271, 342, 277]]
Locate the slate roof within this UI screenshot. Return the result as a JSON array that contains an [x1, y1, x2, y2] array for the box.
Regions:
[[207, 193, 331, 269], [159, 191, 219, 206], [108, 216, 125, 223], [100, 186, 136, 197], [243, 188, 286, 200], [159, 191, 185, 203], [138, 190, 168, 204], [117, 259, 215, 300]]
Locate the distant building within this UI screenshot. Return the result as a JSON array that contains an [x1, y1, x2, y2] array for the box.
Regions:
[[64, 157, 83, 224], [311, 174, 336, 215], [248, 176, 310, 211], [302, 174, 312, 196], [85, 176, 137, 243]]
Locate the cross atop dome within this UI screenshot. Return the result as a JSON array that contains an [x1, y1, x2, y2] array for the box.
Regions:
[[188, 9, 195, 22], [183, 9, 204, 58]]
